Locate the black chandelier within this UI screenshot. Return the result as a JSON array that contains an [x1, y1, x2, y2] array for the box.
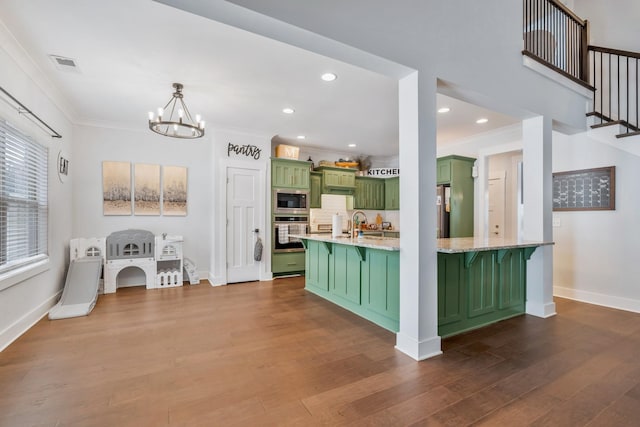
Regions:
[[148, 83, 205, 139]]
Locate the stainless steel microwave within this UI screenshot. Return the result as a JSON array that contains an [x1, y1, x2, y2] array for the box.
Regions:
[[273, 189, 309, 214]]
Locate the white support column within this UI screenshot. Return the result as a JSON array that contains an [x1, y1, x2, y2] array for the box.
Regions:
[[522, 116, 556, 318], [395, 71, 442, 360]]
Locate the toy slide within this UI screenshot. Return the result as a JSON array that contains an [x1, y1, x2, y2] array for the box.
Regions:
[[49, 257, 103, 320]]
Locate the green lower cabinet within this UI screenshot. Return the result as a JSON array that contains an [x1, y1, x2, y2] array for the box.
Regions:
[[330, 245, 362, 304], [305, 240, 330, 291], [438, 249, 528, 338], [304, 240, 399, 332], [437, 253, 464, 326], [272, 252, 306, 275], [361, 250, 400, 330]]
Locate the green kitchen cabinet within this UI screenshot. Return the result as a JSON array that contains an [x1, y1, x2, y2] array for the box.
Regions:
[[383, 231, 399, 238], [354, 177, 385, 210], [384, 176, 400, 210], [437, 155, 475, 237], [315, 166, 356, 195], [271, 158, 311, 189], [437, 248, 530, 338], [272, 252, 306, 275], [305, 239, 330, 291], [361, 249, 400, 322], [303, 239, 400, 332], [310, 171, 322, 208]]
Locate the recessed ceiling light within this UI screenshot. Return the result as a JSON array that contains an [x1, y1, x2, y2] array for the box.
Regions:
[[296, 135, 306, 140], [348, 143, 357, 148], [438, 107, 451, 113], [282, 107, 295, 114], [321, 73, 337, 82], [476, 118, 489, 124]]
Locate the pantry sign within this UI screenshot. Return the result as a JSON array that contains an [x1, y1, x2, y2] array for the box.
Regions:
[[366, 168, 399, 177]]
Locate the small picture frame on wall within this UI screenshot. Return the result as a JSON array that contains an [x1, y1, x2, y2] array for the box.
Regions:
[[162, 165, 188, 216], [102, 161, 132, 215]]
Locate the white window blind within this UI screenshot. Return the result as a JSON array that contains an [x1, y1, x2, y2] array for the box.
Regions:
[[0, 119, 48, 275]]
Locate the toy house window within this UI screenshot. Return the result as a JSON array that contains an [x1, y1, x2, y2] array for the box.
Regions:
[[162, 245, 176, 256], [123, 243, 140, 256], [85, 246, 101, 257]]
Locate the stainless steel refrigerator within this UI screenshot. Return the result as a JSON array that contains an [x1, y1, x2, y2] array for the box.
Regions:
[[436, 184, 451, 238]]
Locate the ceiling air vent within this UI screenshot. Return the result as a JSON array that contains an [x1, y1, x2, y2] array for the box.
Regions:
[[49, 55, 80, 72]]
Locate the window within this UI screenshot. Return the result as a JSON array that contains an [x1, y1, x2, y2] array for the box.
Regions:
[[0, 119, 48, 276], [123, 243, 139, 256]]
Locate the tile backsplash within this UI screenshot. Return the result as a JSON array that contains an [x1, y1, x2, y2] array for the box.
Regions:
[[309, 194, 400, 232]]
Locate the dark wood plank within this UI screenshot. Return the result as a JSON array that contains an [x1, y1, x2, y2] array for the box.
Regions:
[[1, 279, 639, 426]]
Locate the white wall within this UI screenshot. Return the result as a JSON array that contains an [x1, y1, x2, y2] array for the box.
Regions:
[[72, 125, 212, 280], [573, 0, 640, 52], [0, 34, 74, 350], [552, 132, 640, 312]]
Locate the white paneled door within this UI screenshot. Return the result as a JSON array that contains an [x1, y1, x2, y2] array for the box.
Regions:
[[488, 171, 506, 238], [227, 167, 260, 283]]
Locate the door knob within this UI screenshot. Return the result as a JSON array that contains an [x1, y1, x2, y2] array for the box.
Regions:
[[253, 229, 259, 233]]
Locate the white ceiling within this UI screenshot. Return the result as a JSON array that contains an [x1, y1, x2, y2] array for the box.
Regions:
[[0, 0, 519, 156]]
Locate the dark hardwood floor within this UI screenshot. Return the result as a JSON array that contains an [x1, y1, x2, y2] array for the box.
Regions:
[[1, 277, 639, 426]]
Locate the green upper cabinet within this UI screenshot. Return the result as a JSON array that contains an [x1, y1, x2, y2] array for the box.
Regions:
[[316, 166, 356, 195], [384, 176, 400, 210], [354, 177, 385, 210], [310, 171, 322, 208], [437, 155, 475, 237], [437, 160, 452, 184], [271, 158, 311, 189]]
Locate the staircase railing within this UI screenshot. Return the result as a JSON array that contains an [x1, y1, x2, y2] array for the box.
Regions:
[[588, 46, 640, 138], [522, 0, 589, 86]]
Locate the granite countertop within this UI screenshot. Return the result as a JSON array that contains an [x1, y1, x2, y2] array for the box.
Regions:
[[290, 233, 400, 251], [437, 237, 554, 253]]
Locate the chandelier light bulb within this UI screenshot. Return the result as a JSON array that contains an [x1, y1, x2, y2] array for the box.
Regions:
[[148, 83, 205, 139], [148, 111, 154, 121]]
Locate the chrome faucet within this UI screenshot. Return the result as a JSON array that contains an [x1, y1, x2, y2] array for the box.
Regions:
[[351, 210, 367, 236]]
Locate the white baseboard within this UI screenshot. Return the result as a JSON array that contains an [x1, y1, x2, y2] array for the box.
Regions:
[[0, 290, 61, 352], [554, 286, 640, 314], [208, 273, 226, 287], [526, 301, 557, 318], [395, 332, 442, 361]]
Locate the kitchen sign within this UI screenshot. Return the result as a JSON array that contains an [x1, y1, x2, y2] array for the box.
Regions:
[[366, 168, 399, 177]]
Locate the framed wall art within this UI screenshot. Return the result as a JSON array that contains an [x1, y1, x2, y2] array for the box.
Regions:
[[134, 163, 161, 215], [102, 161, 132, 215], [162, 165, 188, 216]]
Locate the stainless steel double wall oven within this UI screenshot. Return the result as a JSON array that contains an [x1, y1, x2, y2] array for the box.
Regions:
[[272, 188, 309, 253]]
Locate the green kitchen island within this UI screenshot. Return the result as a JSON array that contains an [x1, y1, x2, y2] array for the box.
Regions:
[[293, 233, 552, 337], [295, 234, 400, 332], [437, 237, 553, 337]]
